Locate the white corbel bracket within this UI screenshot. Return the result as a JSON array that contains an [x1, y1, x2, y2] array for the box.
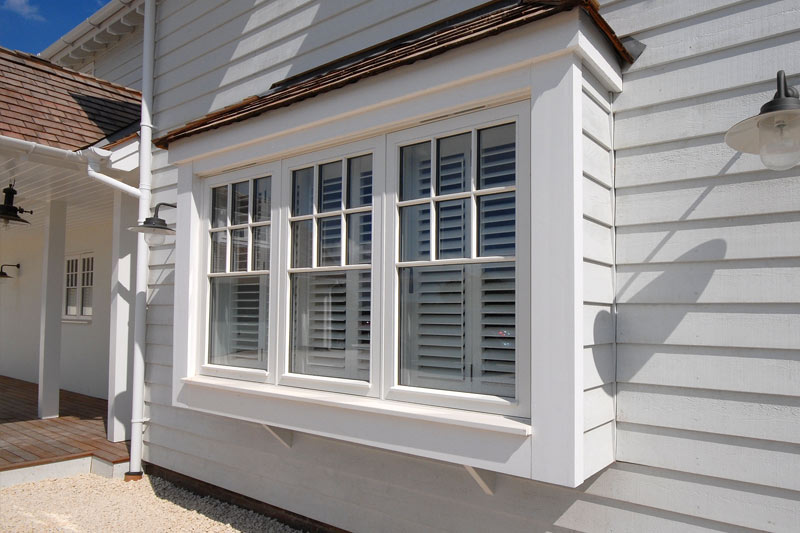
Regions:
[[464, 465, 495, 495], [262, 424, 294, 449]]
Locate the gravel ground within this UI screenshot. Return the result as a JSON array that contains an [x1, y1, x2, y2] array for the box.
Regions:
[[0, 473, 304, 532]]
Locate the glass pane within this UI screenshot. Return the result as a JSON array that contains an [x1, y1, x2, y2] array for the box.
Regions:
[[81, 287, 93, 316], [478, 123, 516, 189], [210, 231, 227, 273], [290, 271, 370, 381], [437, 133, 470, 194], [253, 177, 271, 222], [291, 220, 313, 268], [479, 192, 515, 256], [211, 186, 227, 228], [347, 213, 371, 265], [231, 228, 248, 272], [231, 181, 249, 225], [318, 216, 342, 266], [400, 142, 431, 201], [399, 263, 515, 398], [65, 288, 77, 316], [347, 154, 372, 208], [437, 198, 470, 259], [252, 226, 270, 271], [399, 204, 430, 261], [292, 167, 314, 216], [209, 275, 269, 370], [318, 161, 343, 213]]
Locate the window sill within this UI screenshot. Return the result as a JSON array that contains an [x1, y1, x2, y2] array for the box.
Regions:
[[62, 317, 92, 324], [181, 375, 531, 436]]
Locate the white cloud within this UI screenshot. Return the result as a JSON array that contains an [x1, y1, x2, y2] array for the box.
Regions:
[[1, 0, 45, 21]]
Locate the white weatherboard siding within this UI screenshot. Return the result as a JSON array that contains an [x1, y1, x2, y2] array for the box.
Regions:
[[49, 0, 799, 531], [609, 1, 800, 532]]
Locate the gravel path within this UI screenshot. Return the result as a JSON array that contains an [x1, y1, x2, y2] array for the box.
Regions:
[[0, 473, 303, 532]]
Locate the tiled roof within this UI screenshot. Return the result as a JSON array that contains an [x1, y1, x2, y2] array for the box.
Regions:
[[0, 46, 141, 151], [154, 0, 629, 149]]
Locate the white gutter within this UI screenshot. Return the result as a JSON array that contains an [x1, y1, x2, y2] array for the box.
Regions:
[[0, 135, 140, 199], [126, 0, 155, 480]]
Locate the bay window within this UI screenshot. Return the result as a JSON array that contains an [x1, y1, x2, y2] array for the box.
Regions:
[[196, 104, 528, 415]]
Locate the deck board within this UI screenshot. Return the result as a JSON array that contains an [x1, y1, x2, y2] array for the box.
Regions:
[[0, 376, 129, 471]]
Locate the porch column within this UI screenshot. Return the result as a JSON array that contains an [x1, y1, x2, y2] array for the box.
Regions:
[[38, 200, 66, 419], [108, 191, 138, 442]]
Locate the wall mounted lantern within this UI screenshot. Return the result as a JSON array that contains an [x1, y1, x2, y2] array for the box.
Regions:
[[0, 182, 33, 229], [725, 70, 800, 171], [128, 202, 177, 246], [0, 263, 20, 279]]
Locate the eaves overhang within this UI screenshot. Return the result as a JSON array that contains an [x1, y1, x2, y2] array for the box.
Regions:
[[153, 0, 630, 150]]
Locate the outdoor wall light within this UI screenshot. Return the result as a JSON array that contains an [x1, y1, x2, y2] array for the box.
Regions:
[[725, 70, 800, 171], [128, 202, 177, 246], [0, 263, 20, 280], [0, 182, 33, 229]]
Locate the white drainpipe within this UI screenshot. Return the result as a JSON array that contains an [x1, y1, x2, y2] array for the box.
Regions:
[[126, 0, 156, 480]]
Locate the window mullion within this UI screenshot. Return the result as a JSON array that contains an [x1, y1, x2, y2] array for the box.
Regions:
[[470, 128, 478, 259], [430, 140, 437, 261]]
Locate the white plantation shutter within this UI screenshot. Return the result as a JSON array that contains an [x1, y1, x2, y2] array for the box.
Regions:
[[474, 263, 515, 397]]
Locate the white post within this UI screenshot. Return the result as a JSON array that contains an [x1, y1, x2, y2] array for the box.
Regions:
[[108, 191, 138, 442], [38, 200, 67, 419]]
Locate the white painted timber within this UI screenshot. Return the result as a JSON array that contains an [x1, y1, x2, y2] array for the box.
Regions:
[[617, 344, 800, 397], [583, 218, 613, 265], [616, 422, 800, 492], [582, 91, 612, 149], [584, 384, 615, 431], [583, 175, 612, 226], [38, 200, 66, 419], [618, 383, 800, 444], [582, 135, 612, 187], [599, 0, 749, 37], [583, 262, 613, 304], [583, 421, 614, 479], [584, 344, 615, 390], [616, 259, 800, 304], [615, 214, 800, 264]]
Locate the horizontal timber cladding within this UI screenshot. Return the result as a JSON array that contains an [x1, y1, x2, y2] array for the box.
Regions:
[[137, 1, 800, 532], [610, 0, 800, 532]]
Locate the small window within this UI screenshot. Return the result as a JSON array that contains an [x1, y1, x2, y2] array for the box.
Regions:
[[207, 177, 271, 370], [64, 254, 94, 319]]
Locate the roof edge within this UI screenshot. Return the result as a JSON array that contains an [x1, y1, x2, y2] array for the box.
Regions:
[[154, 0, 628, 150]]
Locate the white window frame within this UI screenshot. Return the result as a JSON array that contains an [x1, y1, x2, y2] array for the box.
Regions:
[[383, 104, 531, 417], [63, 252, 94, 322], [276, 137, 384, 397], [198, 162, 282, 384]]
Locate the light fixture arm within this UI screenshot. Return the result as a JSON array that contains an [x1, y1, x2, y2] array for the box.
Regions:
[[0, 263, 21, 279], [152, 202, 177, 219], [761, 70, 800, 114]]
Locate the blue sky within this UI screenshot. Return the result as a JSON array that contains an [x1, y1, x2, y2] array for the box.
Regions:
[[1, 0, 107, 55]]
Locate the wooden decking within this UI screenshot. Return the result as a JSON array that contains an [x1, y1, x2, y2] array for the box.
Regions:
[[0, 376, 129, 471]]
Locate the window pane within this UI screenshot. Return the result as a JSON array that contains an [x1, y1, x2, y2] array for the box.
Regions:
[[347, 212, 371, 265], [318, 216, 342, 266], [400, 142, 431, 201], [290, 271, 370, 380], [347, 154, 372, 208], [252, 226, 270, 271], [478, 123, 515, 189], [231, 228, 248, 272], [252, 177, 271, 222], [399, 204, 430, 261], [292, 167, 314, 216], [209, 275, 269, 370], [318, 161, 343, 213], [437, 133, 470, 194], [291, 220, 313, 268], [478, 192, 515, 256], [399, 263, 515, 398], [437, 198, 470, 259], [65, 288, 77, 316], [210, 231, 227, 273], [211, 186, 227, 228], [81, 287, 93, 316], [231, 181, 249, 225]]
